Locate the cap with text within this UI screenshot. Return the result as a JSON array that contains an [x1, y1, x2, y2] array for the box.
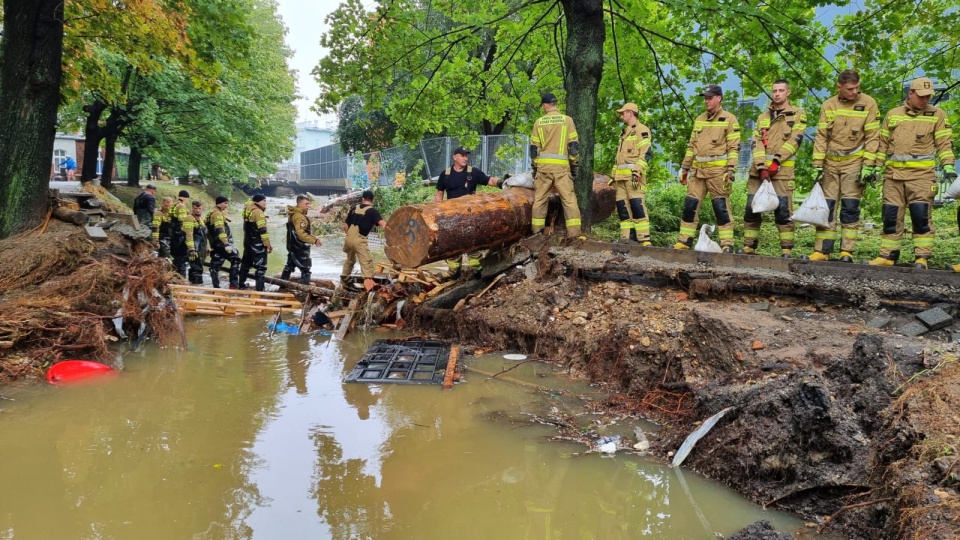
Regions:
[[909, 77, 935, 97]]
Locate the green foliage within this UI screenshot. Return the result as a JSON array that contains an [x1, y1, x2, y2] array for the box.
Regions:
[[373, 181, 437, 220], [337, 95, 398, 153]]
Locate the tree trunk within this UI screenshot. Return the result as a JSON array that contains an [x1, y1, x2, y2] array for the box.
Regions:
[[127, 147, 142, 187], [384, 178, 615, 268], [81, 100, 107, 183], [561, 0, 605, 232], [101, 133, 117, 188], [0, 0, 64, 238]]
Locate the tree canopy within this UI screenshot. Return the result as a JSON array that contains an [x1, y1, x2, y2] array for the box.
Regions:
[[314, 0, 960, 229]]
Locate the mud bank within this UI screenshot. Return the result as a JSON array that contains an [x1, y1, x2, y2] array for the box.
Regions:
[[409, 245, 960, 539]]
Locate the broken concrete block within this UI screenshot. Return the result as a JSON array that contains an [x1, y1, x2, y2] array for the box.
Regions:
[[916, 307, 953, 331], [749, 302, 770, 312], [952, 333, 960, 343], [867, 317, 891, 329], [899, 321, 928, 338], [84, 226, 108, 241]]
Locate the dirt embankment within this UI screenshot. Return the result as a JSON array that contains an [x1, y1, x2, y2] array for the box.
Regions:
[[410, 246, 960, 539]]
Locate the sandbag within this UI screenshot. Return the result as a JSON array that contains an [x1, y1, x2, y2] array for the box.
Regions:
[[502, 172, 535, 189], [752, 179, 779, 213], [944, 176, 960, 199], [791, 183, 830, 227], [694, 224, 722, 253]]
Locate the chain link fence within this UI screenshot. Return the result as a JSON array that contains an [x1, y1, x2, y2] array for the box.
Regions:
[[301, 135, 533, 190]]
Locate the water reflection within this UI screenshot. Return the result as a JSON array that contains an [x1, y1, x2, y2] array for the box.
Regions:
[[0, 314, 806, 540]]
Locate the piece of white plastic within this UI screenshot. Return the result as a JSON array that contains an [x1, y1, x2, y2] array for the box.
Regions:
[[694, 224, 722, 253], [503, 353, 527, 361], [752, 179, 779, 213], [791, 182, 831, 227], [672, 406, 733, 467]]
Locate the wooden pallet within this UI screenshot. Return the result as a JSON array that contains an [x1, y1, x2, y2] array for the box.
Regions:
[[170, 284, 302, 316]]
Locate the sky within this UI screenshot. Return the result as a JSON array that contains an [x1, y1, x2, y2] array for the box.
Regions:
[[275, 0, 344, 126]]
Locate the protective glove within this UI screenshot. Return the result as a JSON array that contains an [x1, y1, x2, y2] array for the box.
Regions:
[[224, 244, 235, 255], [767, 159, 780, 176], [570, 162, 580, 179], [680, 169, 688, 186], [496, 174, 510, 188], [945, 164, 958, 181], [759, 169, 771, 181], [188, 249, 198, 262], [723, 168, 735, 183], [631, 171, 641, 186], [859, 166, 876, 186]]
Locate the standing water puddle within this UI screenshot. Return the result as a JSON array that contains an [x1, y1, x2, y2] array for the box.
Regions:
[[0, 315, 808, 539]]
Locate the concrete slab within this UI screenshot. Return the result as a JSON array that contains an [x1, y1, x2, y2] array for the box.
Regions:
[[84, 226, 108, 241], [916, 307, 953, 331], [899, 321, 928, 338], [867, 317, 891, 329], [749, 302, 770, 312]]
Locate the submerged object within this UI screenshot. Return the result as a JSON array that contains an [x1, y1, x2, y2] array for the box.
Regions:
[[46, 360, 117, 386], [268, 321, 300, 334]]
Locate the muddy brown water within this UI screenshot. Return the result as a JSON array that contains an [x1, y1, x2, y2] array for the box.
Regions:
[[0, 209, 809, 538]]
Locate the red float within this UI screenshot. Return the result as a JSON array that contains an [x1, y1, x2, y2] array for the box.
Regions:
[[46, 360, 116, 386]]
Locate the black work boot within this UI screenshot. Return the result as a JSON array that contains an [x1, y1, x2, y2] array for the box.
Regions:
[[300, 272, 311, 285], [210, 273, 220, 289], [255, 276, 265, 292], [280, 270, 291, 281]]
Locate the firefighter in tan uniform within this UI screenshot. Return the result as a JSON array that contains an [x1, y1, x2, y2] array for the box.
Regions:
[[530, 92, 582, 238], [342, 190, 387, 292], [869, 77, 956, 269], [677, 85, 740, 251], [809, 69, 881, 262], [742, 79, 807, 257], [611, 102, 653, 245]]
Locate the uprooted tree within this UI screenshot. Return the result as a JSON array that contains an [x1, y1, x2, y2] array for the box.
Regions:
[[314, 0, 960, 232]]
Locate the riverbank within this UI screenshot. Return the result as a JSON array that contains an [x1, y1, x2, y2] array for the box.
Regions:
[[409, 243, 960, 539]]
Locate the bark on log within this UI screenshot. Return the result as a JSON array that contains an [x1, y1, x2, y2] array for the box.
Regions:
[[384, 176, 614, 268], [263, 275, 335, 298], [53, 207, 88, 226]]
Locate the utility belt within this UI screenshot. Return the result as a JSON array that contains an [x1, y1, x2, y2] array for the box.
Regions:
[[887, 153, 935, 169], [692, 155, 727, 168], [826, 144, 864, 161]]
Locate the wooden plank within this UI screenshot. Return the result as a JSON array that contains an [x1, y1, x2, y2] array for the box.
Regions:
[[336, 298, 359, 340], [169, 284, 297, 299], [180, 300, 300, 314], [174, 294, 300, 308], [443, 344, 460, 390]]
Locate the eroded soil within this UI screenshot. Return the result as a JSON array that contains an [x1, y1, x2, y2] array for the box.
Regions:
[[410, 245, 960, 539]]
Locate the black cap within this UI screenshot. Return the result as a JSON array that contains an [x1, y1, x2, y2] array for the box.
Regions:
[[541, 92, 558, 104], [215, 195, 229, 205], [453, 146, 471, 155], [252, 194, 266, 203], [362, 190, 375, 201], [178, 189, 190, 198], [145, 184, 156, 190], [700, 85, 723, 97]]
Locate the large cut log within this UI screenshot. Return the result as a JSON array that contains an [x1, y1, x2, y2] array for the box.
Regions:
[[53, 207, 88, 226], [263, 275, 335, 298], [384, 176, 614, 269]]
